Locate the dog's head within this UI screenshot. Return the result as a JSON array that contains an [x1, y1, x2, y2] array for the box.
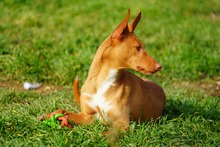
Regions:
[[102, 9, 162, 75]]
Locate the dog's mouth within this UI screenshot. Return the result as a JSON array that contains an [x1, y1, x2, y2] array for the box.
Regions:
[[136, 66, 157, 75]]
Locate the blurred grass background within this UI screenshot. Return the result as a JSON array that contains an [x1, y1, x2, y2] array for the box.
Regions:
[[1, 0, 219, 85]]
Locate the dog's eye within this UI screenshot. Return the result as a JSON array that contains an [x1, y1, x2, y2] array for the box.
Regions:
[[136, 45, 142, 51]]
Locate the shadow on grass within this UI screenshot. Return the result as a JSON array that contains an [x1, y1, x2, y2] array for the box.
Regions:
[[164, 97, 220, 121]]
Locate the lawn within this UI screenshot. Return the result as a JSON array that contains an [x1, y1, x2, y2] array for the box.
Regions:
[[0, 0, 220, 146]]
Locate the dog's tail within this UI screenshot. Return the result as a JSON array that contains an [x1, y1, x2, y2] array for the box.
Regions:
[[73, 76, 80, 105]]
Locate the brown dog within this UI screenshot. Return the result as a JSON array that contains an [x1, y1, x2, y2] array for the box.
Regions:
[[42, 10, 166, 132]]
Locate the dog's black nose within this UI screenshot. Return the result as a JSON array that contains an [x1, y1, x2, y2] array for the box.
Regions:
[[155, 63, 162, 71]]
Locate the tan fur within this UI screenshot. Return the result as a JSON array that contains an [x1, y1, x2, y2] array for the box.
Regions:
[[73, 76, 80, 105], [44, 9, 166, 132]]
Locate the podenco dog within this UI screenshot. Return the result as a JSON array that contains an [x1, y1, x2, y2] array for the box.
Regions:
[[41, 10, 166, 132]]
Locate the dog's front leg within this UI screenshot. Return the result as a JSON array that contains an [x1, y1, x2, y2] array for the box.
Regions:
[[102, 114, 130, 135], [107, 110, 130, 132]]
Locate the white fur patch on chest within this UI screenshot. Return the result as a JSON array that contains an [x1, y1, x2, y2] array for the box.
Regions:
[[82, 69, 118, 118]]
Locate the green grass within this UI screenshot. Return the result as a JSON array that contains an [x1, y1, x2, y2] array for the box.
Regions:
[[0, 0, 220, 146]]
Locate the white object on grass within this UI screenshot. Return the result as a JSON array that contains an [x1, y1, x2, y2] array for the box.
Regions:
[[23, 82, 42, 90]]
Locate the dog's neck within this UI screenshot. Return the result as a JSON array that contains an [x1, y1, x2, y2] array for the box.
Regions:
[[86, 36, 123, 87]]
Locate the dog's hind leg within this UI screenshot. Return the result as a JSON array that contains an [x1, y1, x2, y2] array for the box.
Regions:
[[40, 108, 94, 125], [64, 112, 94, 125]]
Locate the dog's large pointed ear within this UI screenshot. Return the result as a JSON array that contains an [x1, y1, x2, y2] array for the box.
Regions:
[[128, 11, 141, 33], [112, 9, 130, 40]]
